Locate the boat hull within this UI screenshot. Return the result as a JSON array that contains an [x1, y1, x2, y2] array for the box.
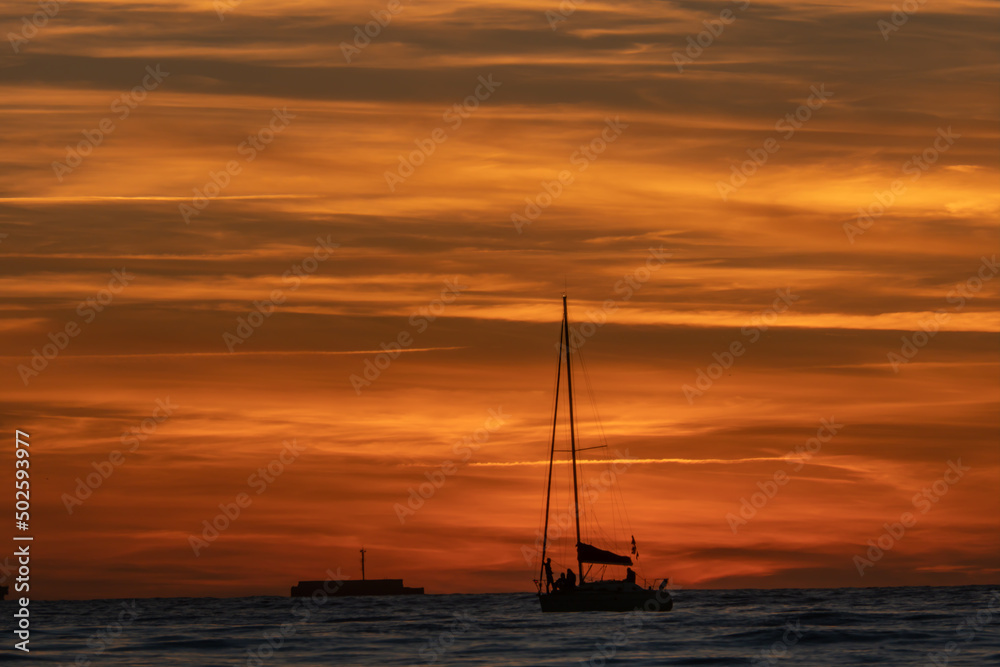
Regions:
[[538, 586, 672, 612]]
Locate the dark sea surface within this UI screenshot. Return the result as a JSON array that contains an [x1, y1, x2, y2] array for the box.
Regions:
[[6, 586, 1000, 666]]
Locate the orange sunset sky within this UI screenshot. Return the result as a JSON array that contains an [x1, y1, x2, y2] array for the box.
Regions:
[[0, 0, 998, 600]]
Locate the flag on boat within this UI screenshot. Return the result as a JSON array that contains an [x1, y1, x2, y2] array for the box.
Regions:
[[631, 535, 639, 560], [577, 542, 633, 566]]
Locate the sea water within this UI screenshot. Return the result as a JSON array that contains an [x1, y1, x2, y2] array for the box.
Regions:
[[6, 585, 999, 665]]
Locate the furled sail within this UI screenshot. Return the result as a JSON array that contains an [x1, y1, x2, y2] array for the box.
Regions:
[[577, 542, 633, 566]]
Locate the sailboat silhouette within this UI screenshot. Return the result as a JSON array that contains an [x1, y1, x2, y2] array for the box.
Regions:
[[535, 295, 673, 612]]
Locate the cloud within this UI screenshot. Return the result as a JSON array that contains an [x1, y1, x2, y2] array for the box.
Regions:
[[0, 0, 996, 598]]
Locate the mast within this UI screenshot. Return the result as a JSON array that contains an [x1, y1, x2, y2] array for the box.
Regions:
[[360, 547, 366, 581], [539, 312, 565, 592], [562, 295, 584, 583]]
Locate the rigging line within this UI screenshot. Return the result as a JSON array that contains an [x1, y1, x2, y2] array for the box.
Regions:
[[552, 382, 571, 568], [594, 384, 633, 560], [563, 296, 584, 581], [575, 337, 606, 550], [576, 334, 636, 564], [575, 338, 622, 551], [539, 313, 565, 585], [572, 351, 589, 546], [536, 309, 565, 578], [574, 346, 599, 546]]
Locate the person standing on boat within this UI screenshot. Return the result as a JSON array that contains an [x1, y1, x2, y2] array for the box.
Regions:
[[544, 558, 555, 592], [566, 569, 577, 590]]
